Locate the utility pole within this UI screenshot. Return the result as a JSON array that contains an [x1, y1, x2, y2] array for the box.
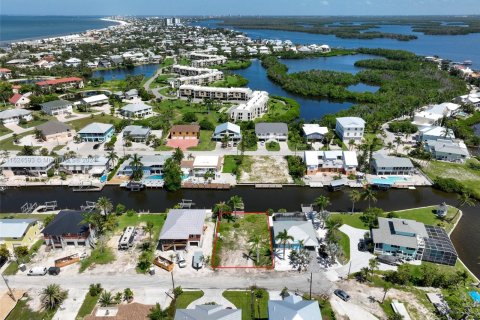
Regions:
[[171, 271, 175, 293], [1, 273, 15, 302], [309, 272, 313, 300], [347, 261, 352, 278]]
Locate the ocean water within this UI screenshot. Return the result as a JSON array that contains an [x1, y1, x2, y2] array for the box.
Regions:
[[0, 15, 117, 44]]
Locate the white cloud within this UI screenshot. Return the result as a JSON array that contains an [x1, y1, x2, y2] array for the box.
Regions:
[[321, 0, 329, 5]]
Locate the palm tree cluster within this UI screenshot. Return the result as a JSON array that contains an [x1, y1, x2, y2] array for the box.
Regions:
[[82, 197, 117, 235], [41, 284, 68, 310]]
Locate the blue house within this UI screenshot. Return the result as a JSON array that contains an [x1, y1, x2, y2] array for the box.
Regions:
[[78, 122, 114, 142]]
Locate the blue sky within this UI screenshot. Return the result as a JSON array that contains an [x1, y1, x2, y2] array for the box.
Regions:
[[2, 0, 479, 15]]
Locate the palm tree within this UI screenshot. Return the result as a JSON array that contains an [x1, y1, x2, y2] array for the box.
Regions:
[[213, 201, 231, 219], [41, 284, 67, 310], [362, 186, 377, 208], [96, 196, 113, 216], [107, 150, 118, 167], [275, 229, 294, 260], [315, 210, 330, 228], [349, 189, 362, 213], [145, 221, 154, 241], [381, 282, 392, 303], [385, 142, 394, 155], [99, 291, 113, 307], [172, 147, 184, 164], [313, 195, 330, 212], [221, 134, 229, 148], [148, 303, 168, 320], [228, 195, 244, 213], [123, 288, 134, 303], [348, 139, 355, 151], [452, 192, 476, 221], [394, 136, 403, 154], [249, 234, 262, 263], [129, 153, 144, 181]]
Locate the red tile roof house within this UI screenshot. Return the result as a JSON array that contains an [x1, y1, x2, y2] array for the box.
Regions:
[[0, 68, 12, 79], [9, 93, 31, 108], [36, 77, 84, 92]]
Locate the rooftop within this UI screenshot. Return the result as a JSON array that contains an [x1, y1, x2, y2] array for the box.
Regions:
[[42, 210, 89, 236], [159, 209, 207, 240], [0, 219, 37, 238], [78, 122, 114, 134]]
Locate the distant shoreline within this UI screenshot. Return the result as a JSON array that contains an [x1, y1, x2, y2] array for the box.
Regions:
[[0, 17, 128, 48]]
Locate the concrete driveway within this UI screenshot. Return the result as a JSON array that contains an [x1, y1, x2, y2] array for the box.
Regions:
[[330, 296, 379, 320], [53, 288, 87, 320]]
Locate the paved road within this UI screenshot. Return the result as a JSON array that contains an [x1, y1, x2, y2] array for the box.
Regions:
[[2, 270, 334, 296]]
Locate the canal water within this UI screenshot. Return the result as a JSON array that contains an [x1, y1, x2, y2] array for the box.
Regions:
[[92, 64, 159, 81], [193, 20, 480, 69], [0, 186, 478, 277]]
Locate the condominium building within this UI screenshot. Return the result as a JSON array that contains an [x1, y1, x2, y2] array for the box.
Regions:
[[187, 52, 227, 67], [229, 91, 269, 121], [170, 70, 223, 88], [178, 85, 252, 101]]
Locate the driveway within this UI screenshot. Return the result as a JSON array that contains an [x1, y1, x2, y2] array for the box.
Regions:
[[53, 288, 86, 320], [186, 289, 235, 309], [3, 123, 28, 134], [330, 296, 379, 320]]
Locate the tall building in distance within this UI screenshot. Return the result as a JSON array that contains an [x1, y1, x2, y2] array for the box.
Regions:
[[164, 17, 182, 26]]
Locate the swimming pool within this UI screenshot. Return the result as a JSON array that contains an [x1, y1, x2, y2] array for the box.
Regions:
[[371, 176, 409, 185]]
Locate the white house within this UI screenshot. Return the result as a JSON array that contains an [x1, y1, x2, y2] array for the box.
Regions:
[[305, 150, 358, 175], [60, 156, 110, 175], [335, 117, 365, 143], [9, 93, 31, 108], [81, 94, 109, 106], [120, 103, 153, 118], [302, 124, 328, 141], [419, 126, 455, 142], [0, 109, 32, 124], [192, 155, 222, 177], [1, 156, 55, 175], [40, 99, 73, 116], [64, 58, 82, 67], [268, 296, 322, 320]]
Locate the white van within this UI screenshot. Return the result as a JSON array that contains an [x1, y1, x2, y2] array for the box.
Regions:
[[27, 267, 47, 276], [176, 252, 186, 268]]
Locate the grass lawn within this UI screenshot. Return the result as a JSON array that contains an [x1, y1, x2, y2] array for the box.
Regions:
[[6, 298, 57, 320], [331, 205, 459, 232], [422, 159, 480, 199], [75, 293, 99, 319], [159, 87, 177, 98], [175, 291, 204, 308], [161, 58, 174, 68], [178, 58, 191, 66], [187, 130, 216, 151], [223, 290, 269, 320], [315, 296, 336, 320], [19, 113, 53, 129], [3, 239, 44, 275], [337, 230, 350, 263], [79, 244, 115, 273], [261, 97, 300, 124], [363, 133, 383, 151], [266, 141, 280, 151], [117, 214, 166, 240], [210, 74, 248, 88], [0, 124, 12, 136], [215, 60, 252, 70], [222, 155, 239, 173], [0, 131, 40, 151], [67, 114, 119, 131], [213, 213, 272, 267]]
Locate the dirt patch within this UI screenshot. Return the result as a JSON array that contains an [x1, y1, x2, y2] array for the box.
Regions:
[[238, 156, 292, 184]]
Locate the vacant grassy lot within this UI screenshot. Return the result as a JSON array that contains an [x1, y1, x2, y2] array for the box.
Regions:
[[6, 298, 57, 320], [222, 155, 239, 173], [210, 74, 248, 88], [0, 131, 39, 151], [223, 289, 269, 320], [337, 230, 350, 263], [238, 156, 291, 184], [79, 244, 115, 272], [68, 114, 119, 131], [117, 213, 166, 240], [423, 159, 480, 199], [213, 213, 272, 268], [187, 130, 216, 151]]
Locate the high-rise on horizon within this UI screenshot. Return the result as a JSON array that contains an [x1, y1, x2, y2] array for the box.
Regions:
[[1, 0, 479, 16]]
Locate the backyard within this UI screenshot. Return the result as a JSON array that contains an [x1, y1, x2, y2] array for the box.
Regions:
[[213, 213, 273, 268], [68, 114, 120, 131], [237, 156, 292, 184], [187, 130, 216, 151], [223, 289, 269, 320]]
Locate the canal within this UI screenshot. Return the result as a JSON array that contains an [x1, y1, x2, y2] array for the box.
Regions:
[[0, 186, 478, 277]]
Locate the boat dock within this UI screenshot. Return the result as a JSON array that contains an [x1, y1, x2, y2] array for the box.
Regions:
[[182, 182, 230, 189], [255, 184, 282, 189], [70, 181, 104, 192]]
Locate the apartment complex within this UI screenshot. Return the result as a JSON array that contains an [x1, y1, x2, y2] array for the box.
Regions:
[[178, 85, 252, 101], [229, 91, 269, 121], [187, 52, 227, 67]]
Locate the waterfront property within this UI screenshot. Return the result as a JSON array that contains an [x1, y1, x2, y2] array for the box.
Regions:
[[178, 85, 252, 101], [124, 89, 139, 100], [170, 65, 224, 88], [175, 304, 241, 320], [0, 219, 41, 253], [268, 295, 322, 320], [120, 103, 153, 119], [335, 117, 365, 143], [0, 156, 55, 176], [36, 120, 74, 142], [0, 109, 32, 125], [81, 94, 109, 106], [36, 77, 84, 92], [77, 122, 115, 142], [412, 103, 461, 128], [228, 91, 269, 121], [187, 52, 227, 67], [419, 126, 455, 142], [370, 153, 415, 175], [117, 155, 169, 177], [212, 122, 242, 142], [272, 213, 319, 251], [372, 217, 457, 265], [42, 210, 96, 250], [424, 139, 470, 162], [303, 123, 328, 142], [304, 150, 358, 175], [60, 156, 110, 175], [169, 124, 200, 140], [192, 155, 222, 177], [122, 125, 151, 142], [40, 99, 73, 116], [255, 122, 288, 141], [158, 209, 208, 251]]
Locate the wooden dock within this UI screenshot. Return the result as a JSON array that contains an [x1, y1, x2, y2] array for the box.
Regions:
[[255, 184, 282, 189], [182, 182, 231, 189]]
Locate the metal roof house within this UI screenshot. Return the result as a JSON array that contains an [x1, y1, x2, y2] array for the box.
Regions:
[[302, 124, 328, 141], [36, 120, 73, 141], [371, 217, 457, 265], [159, 209, 208, 251], [174, 305, 241, 320], [255, 122, 288, 141], [335, 117, 365, 143], [272, 219, 319, 250], [78, 122, 115, 142], [304, 150, 358, 175], [0, 108, 32, 125], [60, 156, 110, 175], [370, 153, 414, 175], [1, 156, 55, 176], [212, 122, 242, 141], [117, 155, 170, 177], [123, 125, 151, 142], [268, 295, 322, 320], [424, 139, 469, 162], [0, 219, 40, 252], [42, 210, 95, 250], [120, 103, 153, 119], [40, 99, 73, 115]]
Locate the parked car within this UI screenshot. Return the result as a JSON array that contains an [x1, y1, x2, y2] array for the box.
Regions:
[[177, 252, 186, 268], [334, 289, 351, 302], [48, 267, 61, 275], [358, 239, 367, 251], [193, 251, 203, 269], [27, 267, 47, 276]]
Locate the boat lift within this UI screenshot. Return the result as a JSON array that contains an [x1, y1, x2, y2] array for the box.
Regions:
[[178, 199, 195, 209], [80, 201, 96, 211], [21, 202, 38, 214]]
